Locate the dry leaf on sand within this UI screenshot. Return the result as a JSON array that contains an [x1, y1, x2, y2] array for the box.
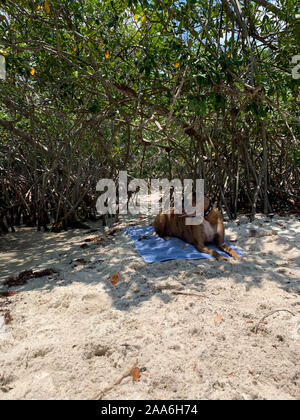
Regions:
[[84, 236, 102, 243], [131, 367, 141, 382], [110, 272, 119, 286], [214, 314, 224, 326], [76, 259, 88, 264], [4, 312, 13, 324]]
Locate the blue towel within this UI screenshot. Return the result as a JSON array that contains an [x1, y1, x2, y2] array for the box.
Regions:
[[124, 226, 246, 263]]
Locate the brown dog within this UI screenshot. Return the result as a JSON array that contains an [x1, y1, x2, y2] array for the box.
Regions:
[[153, 197, 240, 261]]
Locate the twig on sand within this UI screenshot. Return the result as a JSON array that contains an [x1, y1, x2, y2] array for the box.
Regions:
[[253, 309, 295, 334], [172, 291, 207, 298], [90, 359, 138, 400]]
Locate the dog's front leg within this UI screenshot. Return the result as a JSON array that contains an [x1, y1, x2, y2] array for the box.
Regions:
[[194, 239, 227, 261], [215, 222, 240, 260], [217, 242, 240, 260], [190, 225, 226, 261]]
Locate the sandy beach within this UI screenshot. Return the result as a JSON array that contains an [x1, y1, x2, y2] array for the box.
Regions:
[[0, 213, 299, 400]]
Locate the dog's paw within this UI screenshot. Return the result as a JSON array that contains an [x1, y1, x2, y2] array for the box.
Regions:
[[216, 255, 228, 261]]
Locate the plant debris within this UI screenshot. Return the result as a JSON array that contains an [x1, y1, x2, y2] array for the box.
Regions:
[[252, 309, 295, 334], [5, 268, 57, 287], [76, 259, 88, 264], [110, 272, 119, 286], [90, 359, 138, 400], [104, 228, 120, 238], [131, 367, 141, 382], [214, 314, 224, 326], [4, 311, 13, 324], [84, 236, 102, 243], [0, 291, 16, 298]]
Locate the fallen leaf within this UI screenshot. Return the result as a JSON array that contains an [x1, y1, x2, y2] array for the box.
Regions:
[[214, 314, 224, 326], [228, 372, 234, 377], [4, 312, 13, 324], [76, 259, 88, 264], [110, 272, 119, 286], [131, 367, 141, 382]]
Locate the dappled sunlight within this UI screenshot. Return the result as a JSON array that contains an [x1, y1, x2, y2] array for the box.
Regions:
[[1, 214, 299, 310]]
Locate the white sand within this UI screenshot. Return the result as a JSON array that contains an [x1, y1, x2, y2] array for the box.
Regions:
[[0, 213, 299, 400]]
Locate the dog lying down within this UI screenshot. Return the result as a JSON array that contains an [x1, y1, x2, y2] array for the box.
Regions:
[[153, 197, 240, 261]]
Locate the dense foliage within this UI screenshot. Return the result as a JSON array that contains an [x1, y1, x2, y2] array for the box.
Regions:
[[0, 0, 299, 231]]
